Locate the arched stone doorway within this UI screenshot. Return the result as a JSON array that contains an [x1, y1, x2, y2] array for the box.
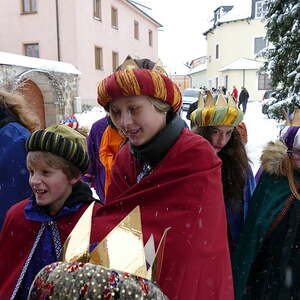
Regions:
[[17, 79, 46, 128], [13, 69, 66, 127]]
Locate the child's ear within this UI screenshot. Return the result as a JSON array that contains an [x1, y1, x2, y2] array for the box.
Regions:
[[70, 175, 81, 185]]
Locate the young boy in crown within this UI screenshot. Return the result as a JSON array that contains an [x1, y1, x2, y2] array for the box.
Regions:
[[233, 109, 300, 299], [0, 124, 101, 300]]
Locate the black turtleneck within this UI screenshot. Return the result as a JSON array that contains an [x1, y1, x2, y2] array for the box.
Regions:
[[130, 113, 185, 167]]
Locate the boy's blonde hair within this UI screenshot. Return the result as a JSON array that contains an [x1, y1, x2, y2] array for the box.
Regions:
[[27, 151, 81, 180]]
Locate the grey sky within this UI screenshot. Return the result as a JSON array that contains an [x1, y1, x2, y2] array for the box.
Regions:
[[141, 0, 233, 74]]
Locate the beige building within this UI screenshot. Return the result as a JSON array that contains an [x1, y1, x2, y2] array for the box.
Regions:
[[204, 0, 271, 100], [168, 74, 191, 91], [0, 0, 161, 106]]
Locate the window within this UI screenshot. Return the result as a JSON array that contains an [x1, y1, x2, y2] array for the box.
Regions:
[[255, 1, 268, 18], [216, 44, 219, 59], [215, 77, 219, 89], [254, 37, 266, 54], [134, 21, 139, 40], [111, 7, 118, 29], [24, 43, 39, 58], [148, 30, 153, 47], [94, 0, 101, 19], [22, 0, 37, 13], [112, 51, 119, 71], [224, 75, 229, 89], [258, 73, 272, 90], [95, 46, 103, 70]]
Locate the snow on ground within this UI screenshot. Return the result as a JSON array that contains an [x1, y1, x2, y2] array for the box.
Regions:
[[244, 101, 280, 174], [75, 106, 106, 129], [76, 101, 281, 176]]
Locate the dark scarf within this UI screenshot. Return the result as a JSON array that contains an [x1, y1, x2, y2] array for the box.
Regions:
[[130, 113, 185, 166], [25, 181, 96, 221]]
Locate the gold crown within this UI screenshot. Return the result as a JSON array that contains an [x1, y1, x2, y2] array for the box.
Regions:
[[197, 91, 237, 109], [61, 203, 170, 282], [117, 55, 168, 75]]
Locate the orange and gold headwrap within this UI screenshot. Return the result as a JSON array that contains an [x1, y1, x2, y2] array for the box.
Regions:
[[97, 69, 182, 112]]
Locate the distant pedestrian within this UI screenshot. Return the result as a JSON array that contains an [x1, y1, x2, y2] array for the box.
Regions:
[[231, 86, 239, 103], [238, 87, 249, 113], [222, 86, 227, 95]]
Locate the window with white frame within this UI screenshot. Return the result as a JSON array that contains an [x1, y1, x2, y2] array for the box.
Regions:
[[24, 43, 39, 57], [148, 30, 153, 47], [134, 21, 139, 40], [94, 0, 101, 19], [111, 6, 118, 29], [254, 37, 266, 54], [95, 46, 103, 70], [112, 51, 119, 71], [258, 73, 272, 90], [255, 1, 268, 18], [216, 44, 219, 59], [22, 0, 37, 13], [224, 75, 229, 89]]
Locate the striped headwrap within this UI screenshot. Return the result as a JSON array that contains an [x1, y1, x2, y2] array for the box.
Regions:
[[26, 124, 89, 174], [97, 69, 182, 112], [190, 105, 244, 127]]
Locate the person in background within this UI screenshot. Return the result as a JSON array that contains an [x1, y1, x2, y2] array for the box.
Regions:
[[0, 89, 41, 229], [238, 86, 250, 113], [99, 121, 125, 197], [0, 124, 101, 299], [81, 116, 109, 203], [60, 114, 89, 137], [231, 85, 239, 103], [233, 110, 300, 299], [222, 86, 227, 95], [191, 93, 255, 253], [90, 56, 234, 299]]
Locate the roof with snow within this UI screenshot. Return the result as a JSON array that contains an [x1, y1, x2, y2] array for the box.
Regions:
[[204, 0, 252, 35], [219, 58, 263, 71], [188, 63, 207, 74], [124, 0, 162, 27], [0, 51, 81, 75]]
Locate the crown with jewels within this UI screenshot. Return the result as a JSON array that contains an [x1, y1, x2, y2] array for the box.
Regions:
[[61, 203, 170, 282]]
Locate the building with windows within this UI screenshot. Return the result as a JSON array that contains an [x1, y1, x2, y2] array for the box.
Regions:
[[203, 0, 270, 100], [0, 0, 161, 106]]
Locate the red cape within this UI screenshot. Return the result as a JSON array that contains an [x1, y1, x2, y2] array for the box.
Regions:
[[0, 200, 100, 300], [91, 129, 234, 300]]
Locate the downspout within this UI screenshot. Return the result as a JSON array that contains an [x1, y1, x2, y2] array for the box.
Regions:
[[55, 0, 61, 61]]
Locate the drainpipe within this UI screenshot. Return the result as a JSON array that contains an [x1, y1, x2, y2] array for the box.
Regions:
[[55, 0, 61, 61]]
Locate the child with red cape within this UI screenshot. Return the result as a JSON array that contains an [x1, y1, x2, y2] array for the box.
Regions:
[[89, 57, 234, 300]]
